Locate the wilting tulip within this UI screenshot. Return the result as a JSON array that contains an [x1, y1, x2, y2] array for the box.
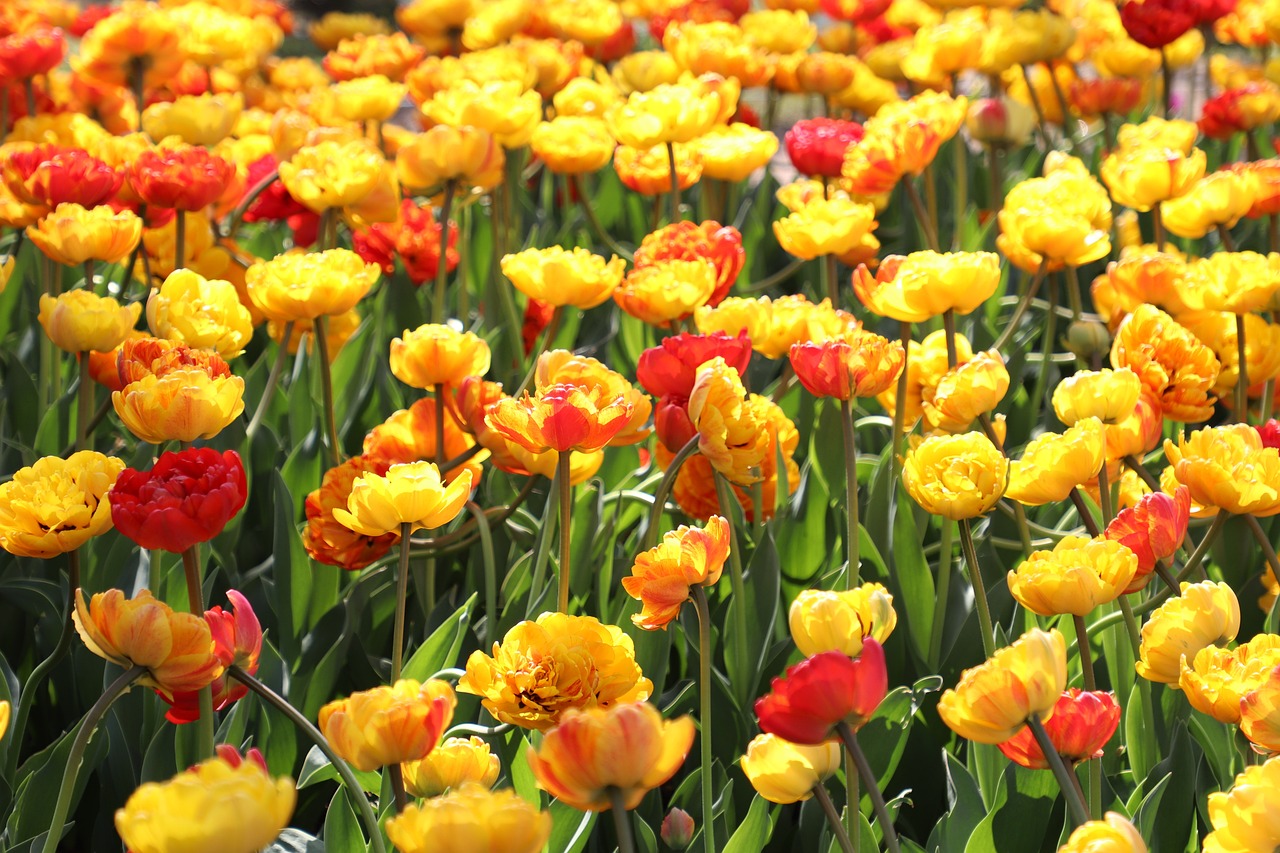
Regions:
[[755, 643, 888, 744]]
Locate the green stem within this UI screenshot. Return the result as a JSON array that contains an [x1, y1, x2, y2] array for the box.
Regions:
[[1073, 614, 1095, 691], [315, 314, 342, 468], [557, 452, 573, 614], [903, 180, 940, 252], [713, 472, 750, 682], [245, 321, 294, 440], [230, 668, 387, 853], [991, 260, 1049, 353], [526, 467, 560, 617], [1161, 48, 1171, 118], [433, 181, 456, 325], [891, 321, 911, 467], [1063, 265, 1083, 326], [813, 783, 857, 853], [76, 352, 93, 451], [666, 142, 682, 225], [1028, 714, 1090, 826], [181, 546, 214, 760], [929, 522, 954, 669], [1123, 455, 1161, 493], [692, 585, 716, 853], [390, 764, 408, 812], [1021, 65, 1052, 147], [1245, 515, 1280, 582], [823, 252, 838, 308], [942, 309, 958, 368], [40, 666, 145, 853], [467, 501, 497, 647], [644, 436, 701, 550], [393, 523, 411, 683], [1097, 463, 1113, 527], [1069, 488, 1102, 537], [224, 167, 279, 239], [958, 519, 996, 659], [1236, 311, 1249, 421], [573, 175, 634, 262], [174, 209, 185, 274], [609, 787, 637, 853], [836, 723, 900, 853], [840, 399, 861, 586], [1180, 512, 1226, 582], [513, 305, 563, 398], [1153, 203, 1166, 251]]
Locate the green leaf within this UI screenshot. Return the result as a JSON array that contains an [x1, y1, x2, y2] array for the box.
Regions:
[[323, 787, 368, 853], [927, 751, 986, 853], [891, 487, 934, 664], [546, 800, 596, 853], [401, 592, 477, 682], [722, 794, 772, 853], [297, 746, 381, 794], [264, 829, 325, 852], [724, 531, 781, 708], [961, 762, 1058, 853]]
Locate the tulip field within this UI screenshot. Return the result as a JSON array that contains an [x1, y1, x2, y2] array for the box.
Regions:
[[5, 0, 1280, 851]]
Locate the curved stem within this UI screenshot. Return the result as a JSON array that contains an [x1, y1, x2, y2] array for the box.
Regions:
[[513, 305, 563, 398], [1020, 64, 1052, 146], [609, 787, 637, 853], [230, 668, 387, 853], [812, 783, 857, 853], [958, 519, 996, 659], [1069, 488, 1102, 537], [991, 261, 1049, 354], [389, 764, 408, 813], [1245, 515, 1280, 582], [1123, 455, 1161, 493], [557, 452, 573, 614], [903, 180, 940, 252], [245, 322, 294, 440], [666, 142, 681, 225], [1028, 714, 1090, 827], [840, 399, 861, 585], [643, 435, 701, 550], [224, 168, 279, 238], [315, 314, 342, 468], [836, 723, 901, 853], [692, 585, 716, 853], [742, 256, 805, 293], [393, 523, 411, 683], [1180, 512, 1226, 582], [40, 666, 145, 853], [76, 353, 93, 451], [433, 181, 456, 326], [573, 175, 634, 262]]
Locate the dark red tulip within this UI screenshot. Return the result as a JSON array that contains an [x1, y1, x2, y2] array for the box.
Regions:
[[110, 448, 248, 554], [755, 643, 888, 745]]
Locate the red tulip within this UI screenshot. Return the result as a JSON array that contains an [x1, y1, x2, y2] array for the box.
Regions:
[[821, 0, 892, 23], [997, 689, 1121, 769], [522, 298, 556, 357], [127, 146, 235, 212], [0, 27, 66, 80], [1258, 419, 1280, 449], [754, 643, 888, 745], [785, 118, 866, 180], [165, 589, 262, 724], [110, 448, 248, 553], [1104, 486, 1191, 591], [637, 331, 753, 399], [1118, 0, 1196, 49], [240, 154, 308, 224], [633, 221, 745, 307]]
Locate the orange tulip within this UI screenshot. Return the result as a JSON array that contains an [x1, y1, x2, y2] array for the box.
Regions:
[[787, 328, 905, 400], [622, 516, 731, 630], [318, 679, 456, 772], [486, 384, 634, 455]]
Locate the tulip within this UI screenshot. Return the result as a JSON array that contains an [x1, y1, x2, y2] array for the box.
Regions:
[[634, 221, 744, 307], [303, 456, 399, 571], [401, 736, 501, 798], [785, 118, 865, 179], [1053, 368, 1143, 426], [773, 197, 877, 260], [146, 270, 253, 360], [142, 92, 243, 147], [501, 245, 627, 311], [389, 324, 491, 390], [1104, 487, 1191, 590], [788, 329, 906, 400], [246, 248, 381, 323], [741, 733, 843, 804], [1165, 424, 1280, 517], [1178, 635, 1280, 724], [109, 448, 248, 554], [278, 140, 387, 215], [531, 117, 615, 175], [1203, 758, 1280, 853], [788, 584, 897, 659], [323, 31, 425, 81], [385, 784, 551, 853], [755, 643, 888, 745], [1006, 418, 1107, 506], [614, 259, 719, 326], [1137, 581, 1239, 684], [38, 290, 140, 356], [421, 80, 542, 149], [688, 357, 771, 485], [319, 679, 456, 772], [395, 125, 505, 195], [1240, 663, 1280, 754], [997, 689, 1121, 769], [853, 251, 1001, 323], [902, 432, 1007, 520], [26, 203, 142, 266], [1111, 304, 1220, 423], [332, 461, 472, 537], [622, 516, 730, 630], [1059, 813, 1148, 853], [164, 590, 262, 724], [127, 146, 235, 212], [0, 451, 124, 558]]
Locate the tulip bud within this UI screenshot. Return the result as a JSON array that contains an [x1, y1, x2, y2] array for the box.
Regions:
[[1066, 320, 1112, 362], [966, 97, 1036, 147], [661, 808, 696, 850]]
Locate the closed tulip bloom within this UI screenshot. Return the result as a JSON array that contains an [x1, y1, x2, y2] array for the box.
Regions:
[[755, 643, 888, 744], [387, 784, 551, 853], [319, 679, 456, 772], [785, 117, 865, 179], [38, 290, 140, 355], [332, 461, 472, 537], [1111, 304, 1220, 423], [740, 734, 842, 804], [1104, 487, 1191, 590], [922, 351, 1010, 434], [788, 329, 906, 400], [0, 451, 124, 558], [1100, 146, 1206, 212], [1008, 535, 1139, 617], [113, 369, 245, 444], [501, 246, 626, 310], [527, 702, 694, 811], [1165, 424, 1280, 516], [402, 736, 501, 798], [74, 588, 224, 698], [688, 357, 771, 485], [1182, 251, 1280, 315], [1137, 581, 1240, 684], [773, 197, 877, 260], [789, 583, 896, 658], [1059, 812, 1148, 853], [142, 92, 243, 147], [531, 117, 615, 175], [605, 82, 723, 149], [115, 752, 295, 853], [614, 259, 719, 326], [998, 689, 1121, 770], [459, 612, 653, 731], [1180, 635, 1280, 724], [997, 157, 1112, 273], [389, 325, 491, 390], [853, 251, 1001, 323], [615, 142, 704, 195], [937, 628, 1068, 744], [622, 516, 731, 630], [246, 249, 380, 322], [1240, 664, 1280, 753], [27, 203, 141, 266], [902, 432, 1008, 520], [1053, 368, 1142, 426], [1006, 418, 1106, 506], [331, 75, 407, 123], [1202, 758, 1280, 853], [110, 448, 248, 554], [396, 125, 505, 195], [1161, 171, 1257, 239], [146, 270, 253, 360], [127, 146, 235, 212]]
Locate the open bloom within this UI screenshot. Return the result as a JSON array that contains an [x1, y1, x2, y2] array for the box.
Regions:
[[386, 784, 551, 853], [997, 689, 1121, 769], [741, 734, 843, 804], [39, 290, 140, 355], [0, 451, 124, 558], [319, 679, 457, 772], [1137, 581, 1240, 684], [110, 449, 247, 554], [279, 140, 387, 215], [1052, 368, 1142, 426], [853, 251, 1001, 323], [164, 590, 262, 724], [922, 351, 1011, 434], [459, 612, 653, 731], [788, 329, 905, 400], [112, 366, 245, 445], [303, 456, 399, 571], [147, 270, 253, 360], [1059, 813, 1148, 853], [773, 197, 877, 260], [633, 220, 744, 308], [1104, 487, 1191, 590], [389, 325, 491, 390], [501, 246, 627, 310], [614, 259, 719, 326], [1111, 304, 1220, 423], [527, 702, 695, 811], [1203, 758, 1280, 853], [638, 331, 752, 452], [622, 516, 731, 629], [401, 736, 501, 799], [688, 357, 771, 485], [115, 752, 295, 853], [754, 643, 888, 744], [332, 461, 472, 537], [74, 588, 223, 698], [1165, 424, 1280, 516], [127, 146, 235, 212], [789, 583, 897, 659], [246, 248, 380, 322], [395, 125, 505, 196], [487, 384, 634, 455], [1179, 635, 1280, 724], [1006, 418, 1106, 506], [1240, 664, 1280, 754], [1008, 536, 1139, 617], [27, 203, 142, 266], [902, 432, 1008, 520], [997, 155, 1112, 273], [937, 628, 1068, 744]]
